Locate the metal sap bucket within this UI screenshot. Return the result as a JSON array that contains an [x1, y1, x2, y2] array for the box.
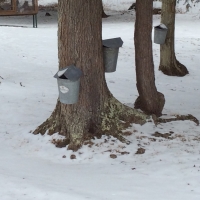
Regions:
[[103, 37, 123, 73], [154, 24, 168, 45], [54, 65, 83, 104]]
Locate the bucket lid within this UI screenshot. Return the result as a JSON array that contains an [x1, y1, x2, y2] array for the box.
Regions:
[[103, 37, 123, 48], [154, 23, 168, 29], [54, 65, 83, 81]]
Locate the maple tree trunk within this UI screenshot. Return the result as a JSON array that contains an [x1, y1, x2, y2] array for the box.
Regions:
[[34, 0, 148, 151], [159, 0, 189, 76], [134, 0, 165, 117]]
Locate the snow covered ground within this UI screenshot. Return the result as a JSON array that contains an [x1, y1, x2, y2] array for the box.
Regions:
[[0, 6, 200, 200]]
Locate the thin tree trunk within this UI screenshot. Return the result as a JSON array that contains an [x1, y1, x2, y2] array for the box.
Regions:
[[159, 0, 189, 76], [134, 0, 165, 117], [34, 0, 148, 151]]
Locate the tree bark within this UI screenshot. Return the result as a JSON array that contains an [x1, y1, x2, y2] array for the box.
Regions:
[[34, 0, 148, 151], [134, 0, 165, 117], [159, 0, 189, 76]]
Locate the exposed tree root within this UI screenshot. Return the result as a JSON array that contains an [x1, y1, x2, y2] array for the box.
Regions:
[[159, 59, 189, 77], [152, 131, 173, 139], [101, 97, 148, 134], [98, 97, 149, 145], [33, 97, 199, 151], [33, 97, 149, 150], [33, 100, 61, 136], [52, 138, 70, 148], [102, 11, 109, 18], [152, 114, 199, 126]]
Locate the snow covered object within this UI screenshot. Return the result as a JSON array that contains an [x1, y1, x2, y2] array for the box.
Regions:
[[0, 0, 38, 15], [103, 37, 123, 72], [54, 65, 83, 104], [154, 24, 168, 45]]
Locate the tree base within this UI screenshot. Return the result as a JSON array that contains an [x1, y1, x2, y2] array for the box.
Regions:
[[33, 97, 148, 151], [159, 59, 189, 77], [102, 11, 109, 18], [33, 97, 199, 151], [134, 92, 165, 117]]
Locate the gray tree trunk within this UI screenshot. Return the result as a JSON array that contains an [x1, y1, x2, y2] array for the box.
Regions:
[[159, 0, 189, 76]]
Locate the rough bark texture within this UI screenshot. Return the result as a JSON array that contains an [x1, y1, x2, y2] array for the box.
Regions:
[[34, 0, 148, 151], [159, 0, 189, 76], [134, 0, 165, 117]]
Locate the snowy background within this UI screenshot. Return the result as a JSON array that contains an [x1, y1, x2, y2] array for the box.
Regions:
[[0, 0, 200, 200], [38, 0, 200, 13]]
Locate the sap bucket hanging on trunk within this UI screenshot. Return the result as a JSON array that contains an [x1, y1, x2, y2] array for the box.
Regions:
[[54, 65, 83, 104], [102, 37, 123, 72], [154, 24, 168, 45]]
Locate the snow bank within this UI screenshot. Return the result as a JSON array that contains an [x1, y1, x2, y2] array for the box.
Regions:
[[177, 0, 200, 13], [38, 0, 200, 13], [38, 0, 134, 11], [38, 0, 57, 6], [103, 0, 133, 11]]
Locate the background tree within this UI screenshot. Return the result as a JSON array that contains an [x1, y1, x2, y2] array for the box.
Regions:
[[159, 0, 189, 76], [34, 0, 148, 151], [134, 0, 165, 117]]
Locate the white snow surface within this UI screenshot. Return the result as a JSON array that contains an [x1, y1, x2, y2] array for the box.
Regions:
[[1, 8, 200, 200]]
